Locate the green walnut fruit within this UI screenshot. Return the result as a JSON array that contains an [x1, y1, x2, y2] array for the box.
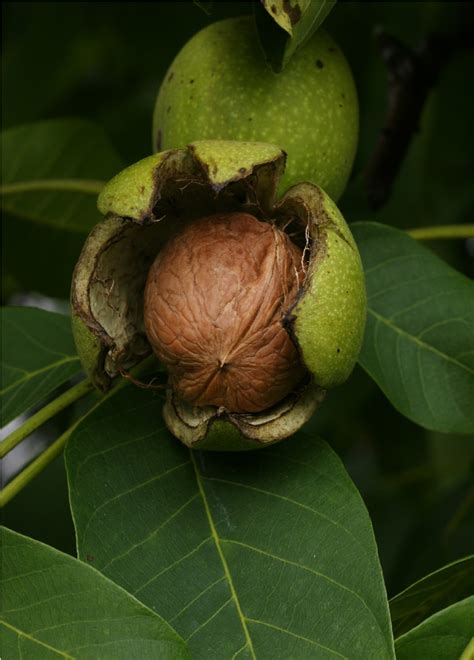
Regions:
[[153, 16, 358, 201], [71, 140, 366, 451]]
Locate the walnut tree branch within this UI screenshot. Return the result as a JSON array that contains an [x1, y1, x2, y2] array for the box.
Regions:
[[363, 27, 472, 211]]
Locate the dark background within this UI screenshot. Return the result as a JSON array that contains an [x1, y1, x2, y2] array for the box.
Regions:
[[2, 1, 474, 596]]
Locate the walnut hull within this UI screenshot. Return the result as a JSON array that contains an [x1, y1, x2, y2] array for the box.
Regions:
[[144, 212, 306, 413]]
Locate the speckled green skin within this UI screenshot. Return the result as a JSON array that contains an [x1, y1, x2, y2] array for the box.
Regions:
[[189, 140, 283, 189], [196, 421, 264, 451], [71, 313, 107, 389], [98, 153, 166, 220], [284, 183, 367, 387], [153, 16, 358, 201]]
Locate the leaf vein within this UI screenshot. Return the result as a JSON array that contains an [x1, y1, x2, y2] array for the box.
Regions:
[[222, 539, 382, 632], [203, 476, 367, 557], [186, 597, 233, 641], [244, 617, 347, 658], [82, 460, 190, 542], [100, 492, 199, 572], [368, 309, 474, 374], [191, 452, 257, 659], [168, 575, 225, 623], [0, 620, 73, 658], [134, 537, 214, 597]]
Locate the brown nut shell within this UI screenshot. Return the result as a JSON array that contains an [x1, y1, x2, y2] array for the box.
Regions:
[[144, 212, 305, 413]]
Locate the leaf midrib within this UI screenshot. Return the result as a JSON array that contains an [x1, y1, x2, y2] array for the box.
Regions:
[[1, 200, 98, 235], [368, 308, 474, 375], [0, 619, 73, 659], [245, 618, 347, 659], [203, 475, 370, 560], [0, 356, 80, 397], [190, 452, 256, 659], [293, 0, 333, 45], [222, 538, 384, 635]]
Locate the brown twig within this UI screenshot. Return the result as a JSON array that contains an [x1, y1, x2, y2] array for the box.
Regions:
[[119, 366, 165, 390], [363, 26, 473, 210]]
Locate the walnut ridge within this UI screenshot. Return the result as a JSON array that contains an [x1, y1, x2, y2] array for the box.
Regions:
[[144, 212, 306, 413]]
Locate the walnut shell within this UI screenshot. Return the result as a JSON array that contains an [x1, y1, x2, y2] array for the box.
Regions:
[[144, 212, 306, 413]]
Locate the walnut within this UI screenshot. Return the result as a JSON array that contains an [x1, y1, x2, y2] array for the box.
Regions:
[[144, 212, 305, 413], [72, 140, 366, 449]]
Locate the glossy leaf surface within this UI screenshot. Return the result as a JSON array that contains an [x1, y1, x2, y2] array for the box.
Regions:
[[353, 222, 474, 434], [0, 307, 82, 426], [0, 526, 188, 659], [66, 384, 395, 659]]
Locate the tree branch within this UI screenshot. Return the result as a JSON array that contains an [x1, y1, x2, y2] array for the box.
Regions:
[[363, 27, 472, 210]]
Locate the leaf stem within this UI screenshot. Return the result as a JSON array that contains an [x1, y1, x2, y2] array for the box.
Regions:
[[0, 426, 75, 507], [0, 354, 161, 506], [407, 224, 474, 241], [0, 179, 105, 195], [0, 378, 94, 459]]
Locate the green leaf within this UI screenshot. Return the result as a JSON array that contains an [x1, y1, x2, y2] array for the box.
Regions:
[[0, 119, 119, 230], [390, 556, 474, 637], [256, 0, 336, 72], [353, 222, 474, 434], [1, 119, 122, 297], [460, 638, 474, 660], [0, 307, 82, 426], [394, 597, 474, 660], [66, 384, 395, 659], [0, 526, 188, 659]]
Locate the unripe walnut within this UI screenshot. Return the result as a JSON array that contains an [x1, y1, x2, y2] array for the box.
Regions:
[[143, 212, 306, 413], [153, 17, 358, 201]]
